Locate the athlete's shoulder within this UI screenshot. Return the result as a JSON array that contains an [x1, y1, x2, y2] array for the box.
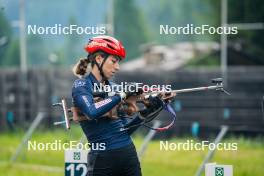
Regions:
[[72, 78, 94, 98], [72, 78, 92, 89]]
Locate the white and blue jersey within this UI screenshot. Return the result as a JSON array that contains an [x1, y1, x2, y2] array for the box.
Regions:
[[72, 73, 142, 152]]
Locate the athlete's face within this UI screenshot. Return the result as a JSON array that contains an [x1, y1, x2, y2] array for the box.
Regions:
[[101, 55, 120, 79]]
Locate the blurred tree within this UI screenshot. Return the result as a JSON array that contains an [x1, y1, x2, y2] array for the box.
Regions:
[[27, 35, 48, 66], [49, 50, 64, 66], [228, 0, 264, 48], [0, 9, 12, 66], [114, 0, 150, 60], [64, 16, 82, 65], [1, 39, 20, 67], [203, 0, 221, 41], [139, 0, 216, 43], [205, 0, 264, 65]]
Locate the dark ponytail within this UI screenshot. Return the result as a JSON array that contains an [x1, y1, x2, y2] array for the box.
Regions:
[[72, 51, 107, 78], [72, 57, 90, 78]]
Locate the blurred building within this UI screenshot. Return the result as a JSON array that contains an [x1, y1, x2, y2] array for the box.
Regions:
[[121, 42, 220, 71]]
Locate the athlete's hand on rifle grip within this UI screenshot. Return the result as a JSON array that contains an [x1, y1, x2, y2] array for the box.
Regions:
[[139, 95, 164, 122], [160, 92, 176, 103], [118, 87, 144, 100]]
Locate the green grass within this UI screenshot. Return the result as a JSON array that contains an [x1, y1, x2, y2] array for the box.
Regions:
[[0, 126, 264, 176]]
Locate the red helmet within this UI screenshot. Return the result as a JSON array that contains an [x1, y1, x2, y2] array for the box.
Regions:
[[84, 35, 126, 59]]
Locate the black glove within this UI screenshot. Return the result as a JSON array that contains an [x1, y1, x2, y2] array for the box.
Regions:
[[139, 96, 164, 122], [125, 88, 143, 98], [125, 82, 143, 97]]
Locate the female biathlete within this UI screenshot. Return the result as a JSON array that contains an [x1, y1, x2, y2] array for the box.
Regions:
[[71, 35, 170, 176]]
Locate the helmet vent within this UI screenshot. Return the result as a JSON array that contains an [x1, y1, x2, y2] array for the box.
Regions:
[[103, 38, 114, 43], [107, 44, 115, 50]]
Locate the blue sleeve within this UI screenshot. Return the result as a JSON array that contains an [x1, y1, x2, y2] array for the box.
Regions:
[[122, 115, 143, 135], [72, 79, 122, 120]]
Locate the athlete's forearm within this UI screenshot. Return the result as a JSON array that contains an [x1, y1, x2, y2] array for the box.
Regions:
[[74, 95, 122, 119]]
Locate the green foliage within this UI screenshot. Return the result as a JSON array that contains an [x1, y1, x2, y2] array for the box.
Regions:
[[114, 0, 150, 60], [228, 0, 264, 23], [141, 0, 217, 43], [228, 0, 264, 48], [1, 39, 20, 67], [49, 50, 65, 67], [0, 9, 12, 65], [27, 35, 48, 66], [64, 16, 82, 65], [199, 0, 264, 66], [0, 10, 11, 40]]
